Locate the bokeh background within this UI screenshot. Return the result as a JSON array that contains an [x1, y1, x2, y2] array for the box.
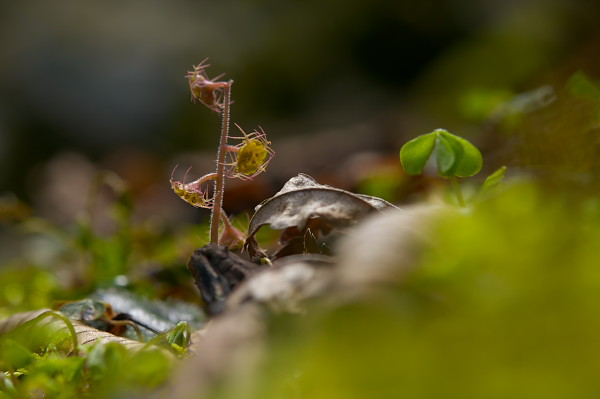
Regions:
[[2, 0, 599, 210], [1, 0, 599, 298]]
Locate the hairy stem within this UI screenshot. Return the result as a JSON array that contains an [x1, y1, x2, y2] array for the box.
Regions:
[[184, 172, 217, 188], [223, 144, 240, 153], [451, 176, 466, 207], [210, 80, 233, 244]]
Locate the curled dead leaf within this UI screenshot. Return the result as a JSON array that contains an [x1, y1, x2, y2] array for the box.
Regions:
[[244, 174, 397, 259]]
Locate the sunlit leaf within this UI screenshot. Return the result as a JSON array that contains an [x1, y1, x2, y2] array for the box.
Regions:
[[164, 321, 192, 356], [437, 130, 482, 177], [399, 132, 437, 175], [480, 166, 507, 195], [400, 129, 482, 178], [435, 130, 462, 176]]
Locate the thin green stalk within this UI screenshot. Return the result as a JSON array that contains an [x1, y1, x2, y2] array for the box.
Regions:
[[210, 80, 233, 244], [28, 311, 79, 352], [451, 176, 466, 207]]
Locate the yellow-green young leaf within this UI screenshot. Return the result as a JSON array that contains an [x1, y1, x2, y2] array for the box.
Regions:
[[480, 166, 507, 195], [400, 132, 437, 175], [166, 322, 191, 348], [437, 130, 482, 177], [401, 129, 483, 178]]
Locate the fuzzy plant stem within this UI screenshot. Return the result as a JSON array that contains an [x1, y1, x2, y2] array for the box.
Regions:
[[451, 176, 466, 207], [210, 80, 233, 244]]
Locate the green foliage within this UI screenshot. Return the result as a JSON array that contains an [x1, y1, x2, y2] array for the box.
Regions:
[[479, 166, 507, 197], [0, 172, 207, 318], [0, 312, 78, 397], [0, 339, 36, 370], [400, 129, 485, 206], [0, 322, 173, 398], [1, 315, 73, 364], [0, 171, 203, 396], [73, 172, 134, 285], [163, 321, 192, 357], [141, 321, 193, 358], [400, 129, 483, 178], [0, 267, 59, 314], [82, 343, 174, 396], [399, 131, 437, 175]]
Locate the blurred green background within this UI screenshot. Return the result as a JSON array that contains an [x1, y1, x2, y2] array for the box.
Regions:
[[2, 0, 599, 207], [1, 0, 600, 302]]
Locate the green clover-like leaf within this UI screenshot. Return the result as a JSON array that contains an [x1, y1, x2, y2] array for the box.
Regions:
[[437, 130, 482, 177], [399, 132, 437, 175], [436, 130, 463, 177], [400, 129, 483, 178]]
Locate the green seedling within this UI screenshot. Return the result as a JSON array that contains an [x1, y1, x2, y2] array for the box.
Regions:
[[163, 321, 192, 357], [143, 321, 191, 358], [401, 129, 498, 206], [0, 310, 79, 373], [170, 59, 274, 246], [479, 165, 507, 197]]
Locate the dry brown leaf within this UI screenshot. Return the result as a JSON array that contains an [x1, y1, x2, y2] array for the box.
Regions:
[[244, 173, 396, 258]]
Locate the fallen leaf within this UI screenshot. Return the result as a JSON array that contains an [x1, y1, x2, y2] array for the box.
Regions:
[[244, 174, 396, 259], [0, 309, 174, 355]]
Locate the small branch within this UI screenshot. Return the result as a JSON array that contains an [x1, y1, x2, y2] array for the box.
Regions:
[[210, 80, 233, 244], [451, 176, 466, 207], [183, 172, 217, 187], [223, 144, 240, 153]]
